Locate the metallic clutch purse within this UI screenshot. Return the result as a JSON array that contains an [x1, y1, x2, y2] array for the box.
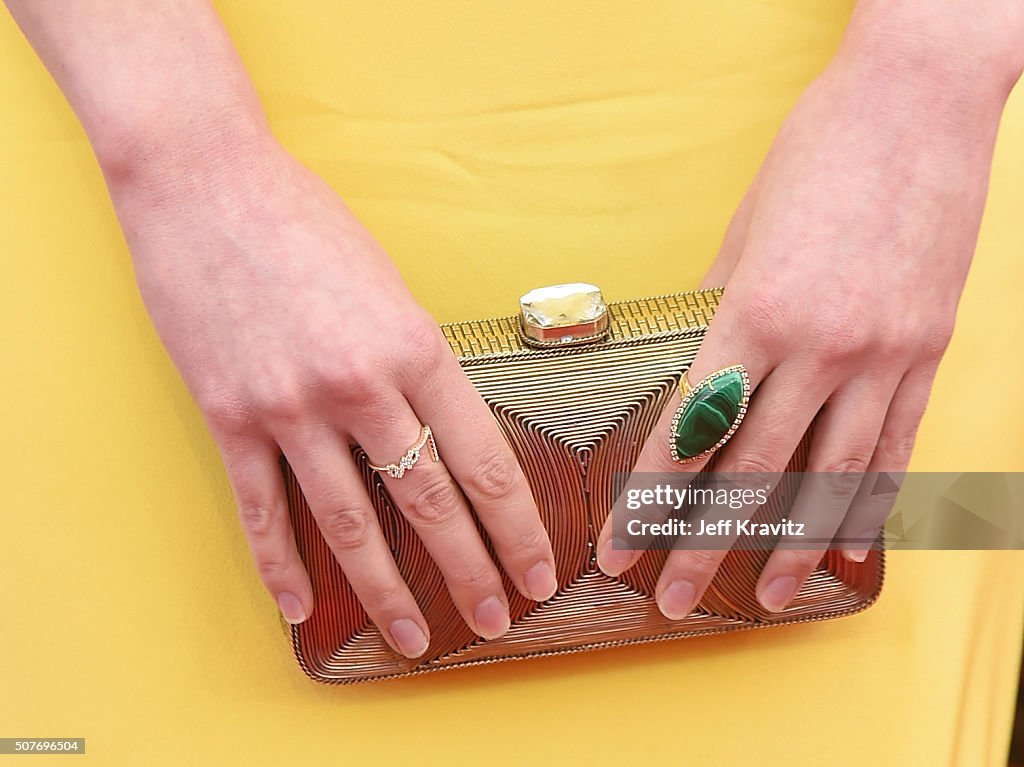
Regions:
[[283, 284, 884, 684]]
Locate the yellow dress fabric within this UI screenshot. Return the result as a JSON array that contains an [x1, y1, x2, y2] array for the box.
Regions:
[[2, 2, 1024, 765]]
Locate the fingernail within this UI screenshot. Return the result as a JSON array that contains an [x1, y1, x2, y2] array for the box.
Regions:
[[598, 538, 633, 576], [523, 561, 558, 602], [659, 580, 697, 620], [844, 549, 869, 563], [759, 576, 798, 612], [388, 618, 430, 658], [473, 596, 511, 640], [277, 592, 307, 624]]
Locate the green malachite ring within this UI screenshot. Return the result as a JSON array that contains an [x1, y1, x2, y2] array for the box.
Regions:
[[669, 364, 751, 463]]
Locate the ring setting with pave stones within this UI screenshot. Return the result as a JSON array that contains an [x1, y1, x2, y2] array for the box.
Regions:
[[367, 425, 440, 479], [669, 364, 750, 464]]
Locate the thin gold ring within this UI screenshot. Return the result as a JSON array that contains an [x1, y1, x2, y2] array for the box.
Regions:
[[368, 425, 440, 479]]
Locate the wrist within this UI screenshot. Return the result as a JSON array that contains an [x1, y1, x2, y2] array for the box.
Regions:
[[836, 2, 1024, 110], [94, 104, 283, 209], [813, 33, 1015, 155]]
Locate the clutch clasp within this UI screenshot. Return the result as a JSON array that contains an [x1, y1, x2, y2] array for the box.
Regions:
[[518, 282, 610, 348]]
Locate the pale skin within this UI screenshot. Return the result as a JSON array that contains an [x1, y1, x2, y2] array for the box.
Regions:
[[5, 1, 1023, 656]]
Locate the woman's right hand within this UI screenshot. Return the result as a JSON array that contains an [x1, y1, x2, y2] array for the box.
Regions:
[[105, 129, 557, 658]]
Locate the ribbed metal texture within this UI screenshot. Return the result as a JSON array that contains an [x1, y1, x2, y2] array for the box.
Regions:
[[283, 288, 884, 683]]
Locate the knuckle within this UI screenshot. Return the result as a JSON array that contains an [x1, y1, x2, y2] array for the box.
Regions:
[[826, 473, 868, 499], [239, 504, 278, 537], [403, 477, 461, 527], [743, 291, 790, 345], [680, 548, 722, 577], [256, 558, 293, 581], [396, 318, 450, 376], [631, 506, 667, 531], [513, 525, 550, 555], [200, 391, 254, 433], [465, 451, 522, 503], [917, 322, 955, 362], [451, 563, 498, 592], [360, 585, 404, 615], [318, 504, 374, 550], [817, 468, 867, 505], [326, 357, 381, 407], [250, 379, 308, 424], [875, 429, 918, 470], [819, 456, 871, 482], [728, 453, 782, 475], [872, 319, 920, 363]]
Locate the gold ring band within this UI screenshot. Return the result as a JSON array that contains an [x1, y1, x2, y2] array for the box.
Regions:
[[678, 372, 692, 399], [368, 425, 440, 479]]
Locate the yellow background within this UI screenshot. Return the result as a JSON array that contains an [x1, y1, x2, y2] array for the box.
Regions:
[[2, 2, 1023, 765]]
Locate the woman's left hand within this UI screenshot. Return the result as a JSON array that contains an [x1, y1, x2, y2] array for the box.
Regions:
[[596, 21, 1020, 618]]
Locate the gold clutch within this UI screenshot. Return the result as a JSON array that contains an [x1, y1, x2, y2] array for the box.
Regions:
[[283, 285, 884, 683]]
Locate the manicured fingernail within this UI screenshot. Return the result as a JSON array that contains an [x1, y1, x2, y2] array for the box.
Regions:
[[759, 576, 798, 612], [598, 538, 633, 576], [474, 596, 511, 640], [388, 618, 430, 658], [844, 549, 869, 563], [524, 561, 558, 601], [277, 592, 307, 624], [659, 580, 697, 620]]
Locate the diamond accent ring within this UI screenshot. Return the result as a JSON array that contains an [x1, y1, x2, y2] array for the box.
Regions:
[[367, 425, 440, 479]]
